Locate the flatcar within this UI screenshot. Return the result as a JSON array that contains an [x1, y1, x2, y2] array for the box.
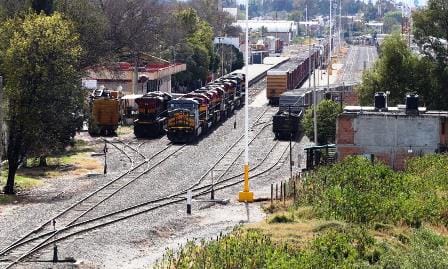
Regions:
[[88, 88, 120, 136], [133, 91, 172, 138]]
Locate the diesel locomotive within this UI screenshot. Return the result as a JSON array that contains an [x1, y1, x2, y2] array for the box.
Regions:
[[133, 92, 172, 138], [166, 73, 245, 143]]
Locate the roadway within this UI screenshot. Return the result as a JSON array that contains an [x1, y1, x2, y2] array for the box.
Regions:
[[337, 45, 378, 85]]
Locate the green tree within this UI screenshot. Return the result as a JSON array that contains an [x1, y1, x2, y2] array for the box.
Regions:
[[172, 8, 214, 89], [413, 0, 448, 109], [303, 99, 342, 145], [0, 12, 83, 194], [54, 0, 109, 68], [358, 34, 432, 106], [383, 11, 402, 33]]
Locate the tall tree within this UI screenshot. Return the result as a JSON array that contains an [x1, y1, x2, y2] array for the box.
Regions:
[[54, 0, 109, 68], [413, 0, 448, 109], [358, 34, 432, 107], [303, 99, 342, 145], [383, 11, 402, 34], [0, 12, 83, 194]]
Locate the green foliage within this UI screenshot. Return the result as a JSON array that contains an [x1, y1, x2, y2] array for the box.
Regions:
[[154, 229, 302, 269], [172, 8, 214, 89], [156, 225, 448, 268], [299, 155, 448, 226], [383, 11, 402, 34], [301, 227, 375, 268], [413, 0, 448, 110], [358, 34, 433, 107], [380, 228, 448, 268], [53, 0, 108, 68], [0, 12, 83, 193], [270, 214, 294, 223], [302, 99, 342, 145]]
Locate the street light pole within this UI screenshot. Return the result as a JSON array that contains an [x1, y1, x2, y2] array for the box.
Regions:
[[238, 0, 253, 203], [339, 0, 342, 53], [306, 5, 311, 89], [0, 77, 3, 180], [328, 0, 332, 90], [313, 44, 318, 145]]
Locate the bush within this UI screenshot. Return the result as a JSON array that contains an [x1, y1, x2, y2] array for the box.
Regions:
[[299, 155, 448, 226], [380, 229, 448, 268]]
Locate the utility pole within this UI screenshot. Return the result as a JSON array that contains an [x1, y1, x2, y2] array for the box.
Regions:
[[289, 105, 292, 180], [238, 0, 253, 203], [132, 54, 139, 95], [306, 5, 311, 89], [0, 77, 3, 180], [313, 45, 318, 145], [328, 0, 332, 90], [339, 0, 342, 54], [220, 37, 224, 77]]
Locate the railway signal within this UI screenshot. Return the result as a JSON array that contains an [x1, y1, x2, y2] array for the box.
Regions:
[[238, 0, 254, 203]]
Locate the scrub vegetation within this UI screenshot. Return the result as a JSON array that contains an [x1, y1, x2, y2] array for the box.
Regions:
[[156, 154, 448, 268]]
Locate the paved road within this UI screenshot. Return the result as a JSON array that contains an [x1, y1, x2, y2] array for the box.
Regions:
[[338, 45, 378, 85]]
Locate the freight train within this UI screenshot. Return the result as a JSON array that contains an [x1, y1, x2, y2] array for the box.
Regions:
[[133, 92, 172, 138], [267, 40, 331, 105], [166, 73, 245, 143], [273, 88, 327, 139], [88, 88, 121, 136]]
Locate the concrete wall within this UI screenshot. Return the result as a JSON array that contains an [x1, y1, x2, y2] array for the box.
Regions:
[[337, 113, 442, 170]]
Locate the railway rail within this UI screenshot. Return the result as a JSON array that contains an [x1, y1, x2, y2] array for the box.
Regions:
[[0, 142, 186, 268], [0, 105, 287, 268]]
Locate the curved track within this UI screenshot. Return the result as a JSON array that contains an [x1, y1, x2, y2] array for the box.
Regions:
[[0, 106, 282, 268], [0, 141, 185, 267]]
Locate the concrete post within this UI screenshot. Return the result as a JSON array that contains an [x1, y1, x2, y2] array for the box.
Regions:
[[187, 190, 192, 215]]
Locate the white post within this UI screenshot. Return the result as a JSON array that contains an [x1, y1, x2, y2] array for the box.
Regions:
[[245, 1, 249, 173], [313, 45, 318, 145], [306, 5, 311, 89], [187, 190, 192, 215], [339, 0, 342, 53], [238, 0, 253, 202]]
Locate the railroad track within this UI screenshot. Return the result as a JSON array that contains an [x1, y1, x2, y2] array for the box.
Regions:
[[0, 106, 279, 268], [0, 142, 186, 268]]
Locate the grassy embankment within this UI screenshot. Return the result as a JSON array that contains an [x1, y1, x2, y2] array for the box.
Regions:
[[155, 154, 448, 268], [0, 139, 101, 204]]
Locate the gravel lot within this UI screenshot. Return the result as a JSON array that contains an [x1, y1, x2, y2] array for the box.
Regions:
[[0, 76, 312, 269]]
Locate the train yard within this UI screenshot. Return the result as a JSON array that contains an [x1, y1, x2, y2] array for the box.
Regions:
[[0, 45, 376, 268]]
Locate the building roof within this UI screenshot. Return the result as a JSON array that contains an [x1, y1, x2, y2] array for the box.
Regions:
[[233, 20, 298, 33], [342, 105, 448, 117], [85, 62, 187, 82]]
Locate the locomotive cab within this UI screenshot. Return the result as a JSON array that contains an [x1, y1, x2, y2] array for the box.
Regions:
[[167, 99, 202, 143], [133, 91, 172, 138]]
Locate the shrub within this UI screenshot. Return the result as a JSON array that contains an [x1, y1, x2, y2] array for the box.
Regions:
[[299, 155, 448, 226]]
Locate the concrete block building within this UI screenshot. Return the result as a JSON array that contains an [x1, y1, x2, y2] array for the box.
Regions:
[[336, 94, 448, 170]]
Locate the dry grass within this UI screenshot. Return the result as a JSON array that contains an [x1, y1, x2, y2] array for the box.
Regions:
[[247, 204, 348, 249]]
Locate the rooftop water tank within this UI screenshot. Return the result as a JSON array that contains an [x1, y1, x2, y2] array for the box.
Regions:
[[374, 92, 386, 111], [405, 93, 419, 114]]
